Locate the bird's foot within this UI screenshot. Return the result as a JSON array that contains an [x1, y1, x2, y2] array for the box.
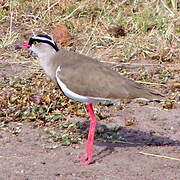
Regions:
[[74, 154, 92, 165], [75, 154, 88, 161], [77, 159, 92, 165]]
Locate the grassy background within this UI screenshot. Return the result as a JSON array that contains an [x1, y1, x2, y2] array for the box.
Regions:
[[0, 0, 179, 62]]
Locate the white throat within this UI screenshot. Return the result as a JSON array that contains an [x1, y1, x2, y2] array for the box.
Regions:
[[30, 44, 56, 60], [30, 44, 57, 80]]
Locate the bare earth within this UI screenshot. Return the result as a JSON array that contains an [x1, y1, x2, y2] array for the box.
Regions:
[[0, 100, 180, 179], [0, 63, 180, 180]]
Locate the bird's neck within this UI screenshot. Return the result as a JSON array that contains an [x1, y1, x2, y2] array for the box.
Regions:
[[38, 50, 56, 60], [38, 51, 58, 82]]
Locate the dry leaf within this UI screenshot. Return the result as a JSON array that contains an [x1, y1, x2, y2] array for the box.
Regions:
[[52, 26, 72, 46], [108, 25, 126, 37]]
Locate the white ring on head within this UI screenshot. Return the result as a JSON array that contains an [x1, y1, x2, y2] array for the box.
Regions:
[[31, 36, 55, 45]]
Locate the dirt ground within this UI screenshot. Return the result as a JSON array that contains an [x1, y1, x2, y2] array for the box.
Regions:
[[0, 62, 179, 179]]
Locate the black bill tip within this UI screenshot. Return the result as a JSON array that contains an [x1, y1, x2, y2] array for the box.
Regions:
[[15, 45, 22, 50]]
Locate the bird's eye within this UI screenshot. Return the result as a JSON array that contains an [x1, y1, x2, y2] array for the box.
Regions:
[[33, 41, 40, 45]]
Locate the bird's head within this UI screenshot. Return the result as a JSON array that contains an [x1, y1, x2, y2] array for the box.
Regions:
[[16, 34, 59, 57]]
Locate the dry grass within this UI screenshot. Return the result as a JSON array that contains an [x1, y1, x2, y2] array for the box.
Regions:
[[0, 0, 179, 61], [139, 151, 180, 162]]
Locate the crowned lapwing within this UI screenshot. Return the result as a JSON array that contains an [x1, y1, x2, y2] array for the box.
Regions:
[[16, 34, 164, 165]]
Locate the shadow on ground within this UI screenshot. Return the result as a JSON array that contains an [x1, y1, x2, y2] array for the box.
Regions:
[[75, 120, 180, 163]]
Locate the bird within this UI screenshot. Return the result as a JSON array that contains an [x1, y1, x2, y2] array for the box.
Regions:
[[16, 34, 164, 165]]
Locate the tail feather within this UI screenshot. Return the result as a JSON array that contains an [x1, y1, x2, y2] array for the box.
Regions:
[[135, 97, 165, 103]]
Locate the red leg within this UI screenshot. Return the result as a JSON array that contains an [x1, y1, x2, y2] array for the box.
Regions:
[[75, 104, 97, 165]]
